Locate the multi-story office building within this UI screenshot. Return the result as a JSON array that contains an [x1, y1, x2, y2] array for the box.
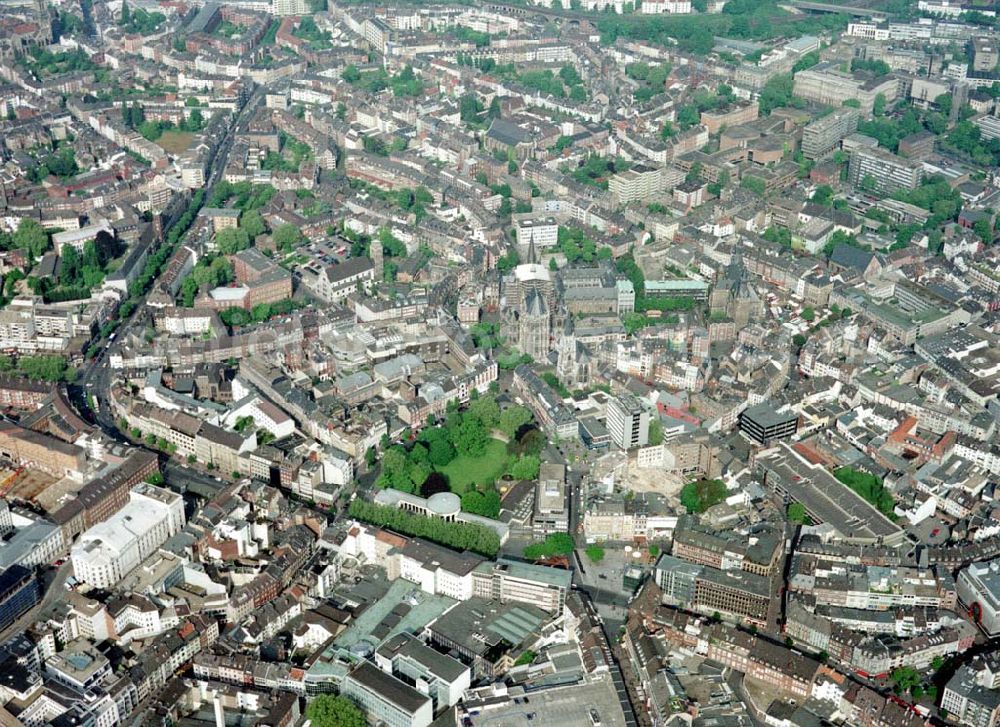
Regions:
[[374, 633, 470, 711], [609, 165, 673, 204], [672, 516, 783, 576], [271, 0, 310, 15], [0, 565, 40, 632], [471, 558, 571, 614], [606, 393, 650, 450], [654, 555, 700, 604], [533, 463, 569, 537], [341, 660, 433, 727], [739, 403, 799, 446], [972, 36, 999, 72], [849, 147, 924, 194], [515, 217, 559, 250], [362, 17, 391, 55], [801, 108, 859, 160], [71, 485, 186, 589]]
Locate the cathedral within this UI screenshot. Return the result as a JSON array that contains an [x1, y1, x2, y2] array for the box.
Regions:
[[708, 254, 764, 328], [0, 0, 52, 62], [503, 239, 553, 361], [518, 287, 549, 360], [556, 317, 592, 388]]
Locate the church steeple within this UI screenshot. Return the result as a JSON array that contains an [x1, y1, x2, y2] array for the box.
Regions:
[[528, 234, 537, 266]]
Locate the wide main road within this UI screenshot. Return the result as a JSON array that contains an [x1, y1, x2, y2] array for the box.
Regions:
[[72, 86, 266, 436]]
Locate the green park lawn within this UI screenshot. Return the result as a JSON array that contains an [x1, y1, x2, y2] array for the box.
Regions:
[[436, 438, 508, 493]]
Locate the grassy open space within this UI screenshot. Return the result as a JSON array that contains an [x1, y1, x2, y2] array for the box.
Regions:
[[834, 467, 896, 520], [157, 130, 196, 155], [436, 438, 508, 493]]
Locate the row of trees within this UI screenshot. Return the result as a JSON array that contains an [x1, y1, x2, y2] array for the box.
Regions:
[[118, 188, 205, 322], [348, 500, 500, 557], [207, 181, 276, 212]]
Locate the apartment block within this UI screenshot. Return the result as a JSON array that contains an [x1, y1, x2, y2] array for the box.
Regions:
[[801, 108, 859, 160], [606, 392, 650, 451], [849, 146, 923, 194]]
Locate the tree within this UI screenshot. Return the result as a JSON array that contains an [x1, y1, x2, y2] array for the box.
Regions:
[[17, 355, 69, 381], [758, 73, 794, 115], [676, 105, 700, 129], [499, 405, 532, 438], [812, 184, 834, 206], [427, 437, 455, 467], [509, 455, 540, 481], [461, 487, 501, 518], [120, 1, 130, 25], [305, 695, 365, 727], [242, 209, 266, 239], [873, 92, 886, 117], [792, 333, 807, 347], [14, 219, 49, 258], [679, 479, 727, 514], [459, 94, 483, 125], [453, 416, 488, 457], [648, 418, 664, 446], [801, 307, 815, 322], [891, 666, 922, 694], [585, 545, 605, 563], [408, 461, 432, 488], [378, 448, 409, 489], [215, 228, 250, 255], [974, 217, 994, 244], [787, 502, 810, 524], [523, 533, 575, 559], [274, 223, 305, 251], [468, 395, 500, 429], [60, 244, 81, 284]]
